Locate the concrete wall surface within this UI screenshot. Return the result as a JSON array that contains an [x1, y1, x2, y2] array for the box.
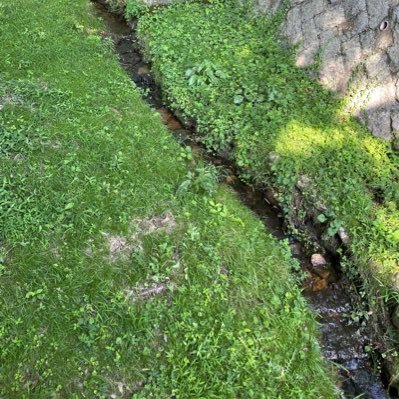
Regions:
[[256, 0, 399, 141]]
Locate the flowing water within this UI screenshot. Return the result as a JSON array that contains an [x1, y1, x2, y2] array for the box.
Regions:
[[92, 3, 393, 397]]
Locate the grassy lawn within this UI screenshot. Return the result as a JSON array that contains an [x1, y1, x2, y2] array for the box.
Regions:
[[0, 0, 336, 397], [125, 0, 399, 359]]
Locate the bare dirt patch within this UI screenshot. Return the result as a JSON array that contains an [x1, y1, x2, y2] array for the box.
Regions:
[[125, 282, 173, 303], [0, 94, 19, 110], [101, 212, 177, 262], [135, 211, 177, 236], [102, 232, 134, 262]]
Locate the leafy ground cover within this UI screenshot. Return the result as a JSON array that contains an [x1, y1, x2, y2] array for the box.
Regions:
[[0, 0, 336, 397], [124, 0, 399, 357]]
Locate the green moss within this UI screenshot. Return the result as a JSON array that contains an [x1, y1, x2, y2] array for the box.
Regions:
[[0, 0, 336, 397]]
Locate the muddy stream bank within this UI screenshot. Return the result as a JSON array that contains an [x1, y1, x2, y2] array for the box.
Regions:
[[92, 2, 394, 397]]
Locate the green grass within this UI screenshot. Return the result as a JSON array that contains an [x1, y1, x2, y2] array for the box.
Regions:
[[0, 0, 336, 397], [133, 0, 399, 336]]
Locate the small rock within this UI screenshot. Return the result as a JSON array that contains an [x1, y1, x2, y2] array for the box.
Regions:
[[311, 253, 328, 267], [267, 151, 280, 163], [338, 226, 350, 245], [264, 188, 279, 207], [296, 175, 312, 190]]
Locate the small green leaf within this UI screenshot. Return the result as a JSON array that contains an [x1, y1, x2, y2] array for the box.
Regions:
[[64, 202, 75, 210], [188, 75, 196, 86], [234, 95, 244, 105]]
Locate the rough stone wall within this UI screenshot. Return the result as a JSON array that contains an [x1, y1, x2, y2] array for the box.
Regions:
[[256, 0, 399, 142]]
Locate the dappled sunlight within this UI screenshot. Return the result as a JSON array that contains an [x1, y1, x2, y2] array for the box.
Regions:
[[275, 120, 342, 156], [272, 112, 397, 188], [269, 112, 399, 279], [365, 204, 399, 276]]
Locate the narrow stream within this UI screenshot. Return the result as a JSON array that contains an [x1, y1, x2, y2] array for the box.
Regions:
[[92, 2, 393, 397]]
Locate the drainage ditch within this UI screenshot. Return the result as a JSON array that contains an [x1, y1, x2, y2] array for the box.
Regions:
[[92, 2, 394, 397]]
